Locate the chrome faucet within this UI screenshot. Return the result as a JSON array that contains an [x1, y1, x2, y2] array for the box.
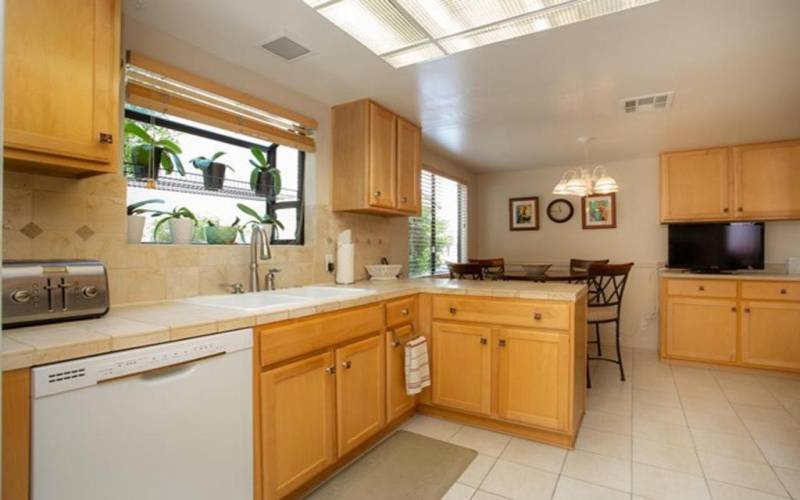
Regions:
[[249, 224, 272, 292], [266, 268, 280, 291]]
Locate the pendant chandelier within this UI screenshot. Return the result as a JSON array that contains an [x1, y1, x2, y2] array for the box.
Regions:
[[552, 137, 619, 197]]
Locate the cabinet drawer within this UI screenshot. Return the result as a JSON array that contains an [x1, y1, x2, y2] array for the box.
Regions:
[[260, 304, 383, 367], [742, 282, 800, 301], [432, 296, 570, 330], [386, 296, 416, 327], [666, 279, 737, 298]]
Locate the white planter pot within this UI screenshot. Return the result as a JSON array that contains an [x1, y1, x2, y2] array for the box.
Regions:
[[169, 218, 194, 244], [127, 215, 146, 244]]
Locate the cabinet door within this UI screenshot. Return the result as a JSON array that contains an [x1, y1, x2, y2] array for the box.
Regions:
[[431, 322, 492, 415], [497, 328, 571, 431], [733, 140, 800, 220], [396, 118, 421, 215], [741, 301, 800, 370], [386, 326, 416, 422], [4, 0, 118, 172], [660, 148, 732, 221], [368, 102, 397, 209], [665, 297, 738, 362], [261, 352, 335, 499], [336, 335, 385, 456]]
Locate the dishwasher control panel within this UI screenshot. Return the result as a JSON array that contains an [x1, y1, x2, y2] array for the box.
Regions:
[[96, 341, 225, 381]]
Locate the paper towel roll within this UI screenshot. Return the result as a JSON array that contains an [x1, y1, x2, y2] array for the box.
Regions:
[[336, 243, 355, 284]]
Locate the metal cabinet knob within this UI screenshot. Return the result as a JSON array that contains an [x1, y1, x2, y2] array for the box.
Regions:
[[402, 195, 408, 203], [401, 308, 409, 316], [374, 190, 382, 197], [699, 286, 705, 291], [480, 337, 488, 345], [744, 307, 751, 313], [731, 307, 737, 312], [99, 132, 113, 144], [449, 307, 457, 314], [499, 339, 507, 347], [737, 207, 744, 212], [325, 366, 336, 375], [341, 360, 352, 369], [780, 289, 788, 295], [723, 208, 729, 213], [533, 312, 542, 320]]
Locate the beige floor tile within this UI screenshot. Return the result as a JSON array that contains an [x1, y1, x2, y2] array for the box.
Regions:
[[699, 452, 787, 496], [562, 450, 631, 492], [500, 438, 567, 473], [582, 410, 632, 436], [588, 394, 633, 416], [781, 399, 800, 423], [723, 387, 782, 408], [552, 476, 630, 500], [691, 428, 766, 463], [734, 404, 800, 428], [471, 490, 509, 500], [774, 466, 800, 499], [480, 460, 558, 500], [449, 426, 512, 458], [402, 415, 462, 441], [685, 410, 749, 435], [746, 421, 800, 449], [757, 441, 800, 471], [680, 393, 736, 416], [576, 428, 632, 461], [633, 438, 703, 476], [633, 375, 678, 394], [632, 462, 710, 500], [634, 388, 683, 408], [634, 401, 687, 426], [707, 480, 789, 500], [442, 482, 476, 500], [457, 454, 496, 488], [632, 419, 694, 448]]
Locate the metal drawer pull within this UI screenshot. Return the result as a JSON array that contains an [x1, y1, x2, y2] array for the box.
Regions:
[[738, 207, 744, 212], [699, 286, 705, 291], [499, 339, 507, 347], [401, 308, 409, 315], [480, 337, 487, 345], [723, 208, 729, 213], [402, 195, 408, 203], [374, 190, 382, 197], [533, 312, 542, 320], [449, 307, 457, 314], [325, 366, 336, 375], [780, 289, 788, 295], [744, 308, 751, 313], [731, 307, 736, 312], [341, 360, 352, 369], [99, 132, 113, 144], [391, 329, 418, 347]]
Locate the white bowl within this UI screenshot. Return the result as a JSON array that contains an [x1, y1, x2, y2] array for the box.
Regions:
[[520, 263, 552, 277], [365, 264, 402, 280]]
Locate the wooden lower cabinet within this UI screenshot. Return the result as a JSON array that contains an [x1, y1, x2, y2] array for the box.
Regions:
[[497, 328, 570, 431], [386, 325, 415, 422], [664, 297, 738, 362], [261, 352, 336, 500], [431, 322, 492, 415], [335, 335, 385, 456], [3, 369, 31, 500], [741, 301, 800, 370]]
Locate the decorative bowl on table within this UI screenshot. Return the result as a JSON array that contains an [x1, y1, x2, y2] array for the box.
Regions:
[[520, 263, 552, 277], [365, 264, 402, 281]]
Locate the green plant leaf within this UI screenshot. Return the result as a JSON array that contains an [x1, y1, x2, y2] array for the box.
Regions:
[[153, 217, 170, 239], [249, 168, 260, 191], [237, 203, 263, 222], [127, 198, 164, 215], [154, 139, 182, 154], [250, 146, 267, 167], [249, 159, 265, 171], [171, 153, 185, 176], [271, 218, 285, 230], [160, 152, 174, 174], [210, 151, 226, 162], [271, 169, 282, 195], [124, 121, 154, 144]]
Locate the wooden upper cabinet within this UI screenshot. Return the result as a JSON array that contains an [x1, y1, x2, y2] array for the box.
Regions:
[[660, 148, 732, 222], [335, 335, 385, 456], [497, 328, 570, 431], [332, 99, 421, 216], [4, 0, 120, 176], [396, 118, 421, 214], [733, 140, 800, 220], [431, 322, 492, 415]]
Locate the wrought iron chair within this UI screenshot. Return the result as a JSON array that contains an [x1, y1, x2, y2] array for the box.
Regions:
[[469, 258, 505, 280], [585, 263, 634, 388], [447, 262, 483, 280], [570, 258, 610, 354]]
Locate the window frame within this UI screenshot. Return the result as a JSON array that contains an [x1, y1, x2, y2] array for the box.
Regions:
[[124, 108, 305, 245]]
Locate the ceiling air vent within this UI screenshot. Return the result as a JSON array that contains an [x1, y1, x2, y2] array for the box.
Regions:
[[261, 36, 311, 62], [622, 92, 675, 113]]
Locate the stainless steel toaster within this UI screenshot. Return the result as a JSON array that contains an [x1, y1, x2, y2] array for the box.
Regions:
[[2, 260, 109, 328]]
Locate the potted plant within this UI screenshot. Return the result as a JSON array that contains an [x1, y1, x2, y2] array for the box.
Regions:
[[205, 217, 243, 245], [237, 203, 284, 242], [190, 151, 232, 191], [126, 198, 164, 243], [150, 206, 198, 244], [125, 121, 184, 180], [248, 147, 281, 198]]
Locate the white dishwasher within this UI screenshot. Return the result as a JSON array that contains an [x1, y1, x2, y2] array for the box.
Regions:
[[31, 328, 253, 500]]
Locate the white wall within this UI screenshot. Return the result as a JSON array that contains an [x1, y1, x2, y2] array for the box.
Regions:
[[476, 157, 800, 349]]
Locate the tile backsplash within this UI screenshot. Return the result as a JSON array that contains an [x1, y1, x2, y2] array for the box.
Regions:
[[3, 172, 404, 306]]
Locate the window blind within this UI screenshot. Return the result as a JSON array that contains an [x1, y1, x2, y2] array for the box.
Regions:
[[408, 170, 468, 277]]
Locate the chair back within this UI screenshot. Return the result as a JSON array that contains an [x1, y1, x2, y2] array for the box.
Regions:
[[570, 258, 610, 274], [447, 262, 483, 280], [586, 263, 634, 309], [469, 258, 505, 280]]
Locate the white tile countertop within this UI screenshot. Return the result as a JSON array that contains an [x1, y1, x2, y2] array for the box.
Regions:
[[660, 270, 800, 281], [2, 278, 586, 371]]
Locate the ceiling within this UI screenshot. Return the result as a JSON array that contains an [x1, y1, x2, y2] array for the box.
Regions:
[[124, 0, 800, 173]]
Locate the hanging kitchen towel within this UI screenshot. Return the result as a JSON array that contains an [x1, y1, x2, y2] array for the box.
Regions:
[[404, 336, 431, 395]]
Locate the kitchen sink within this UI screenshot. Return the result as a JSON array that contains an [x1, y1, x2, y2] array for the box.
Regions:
[[278, 286, 376, 300], [180, 292, 310, 312]]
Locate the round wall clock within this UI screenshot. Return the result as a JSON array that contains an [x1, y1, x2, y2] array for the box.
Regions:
[[546, 198, 574, 223]]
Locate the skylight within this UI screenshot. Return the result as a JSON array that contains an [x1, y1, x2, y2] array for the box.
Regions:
[[304, 0, 659, 68]]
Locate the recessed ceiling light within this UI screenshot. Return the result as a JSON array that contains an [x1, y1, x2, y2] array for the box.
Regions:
[[304, 0, 660, 68]]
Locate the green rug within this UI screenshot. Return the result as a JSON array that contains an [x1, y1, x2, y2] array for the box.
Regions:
[[306, 431, 478, 500]]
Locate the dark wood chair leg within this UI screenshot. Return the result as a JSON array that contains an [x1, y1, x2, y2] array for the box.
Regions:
[[615, 320, 625, 381], [586, 361, 592, 389], [595, 323, 602, 357]]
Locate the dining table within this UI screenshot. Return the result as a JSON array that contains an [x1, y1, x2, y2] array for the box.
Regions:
[[502, 269, 589, 282]]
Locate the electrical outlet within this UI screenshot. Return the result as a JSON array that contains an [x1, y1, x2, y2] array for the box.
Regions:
[[325, 254, 335, 273]]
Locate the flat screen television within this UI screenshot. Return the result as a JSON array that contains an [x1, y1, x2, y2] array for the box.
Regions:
[[668, 222, 765, 272]]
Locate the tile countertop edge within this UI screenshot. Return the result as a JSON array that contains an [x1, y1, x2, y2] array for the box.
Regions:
[[659, 270, 800, 281], [2, 278, 587, 371]]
